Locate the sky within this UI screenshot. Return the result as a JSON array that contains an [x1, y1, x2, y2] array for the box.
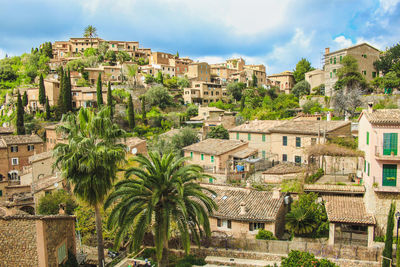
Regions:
[[0, 0, 400, 74]]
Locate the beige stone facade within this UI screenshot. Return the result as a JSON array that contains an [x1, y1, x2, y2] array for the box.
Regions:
[[323, 43, 380, 96], [0, 215, 76, 267], [183, 81, 227, 105], [267, 71, 295, 94], [187, 62, 211, 82], [305, 69, 325, 90]]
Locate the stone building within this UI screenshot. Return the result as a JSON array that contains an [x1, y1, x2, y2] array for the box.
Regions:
[[203, 184, 287, 239], [323, 43, 380, 96], [267, 71, 295, 94], [0, 214, 76, 266], [305, 69, 325, 91], [187, 62, 211, 82], [358, 107, 400, 234], [183, 81, 227, 105]]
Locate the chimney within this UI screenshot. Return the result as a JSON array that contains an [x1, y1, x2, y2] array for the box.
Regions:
[[240, 202, 247, 215], [58, 203, 66, 215], [367, 102, 374, 113], [325, 47, 330, 55], [272, 187, 281, 199], [327, 111, 331, 121]]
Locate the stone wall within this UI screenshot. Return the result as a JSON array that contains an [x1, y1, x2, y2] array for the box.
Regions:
[[300, 95, 400, 109], [0, 217, 39, 266]]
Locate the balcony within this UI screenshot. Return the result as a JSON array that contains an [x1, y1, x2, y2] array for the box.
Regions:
[[375, 146, 400, 161]]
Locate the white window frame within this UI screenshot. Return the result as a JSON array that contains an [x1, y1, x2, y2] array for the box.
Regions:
[[11, 158, 19, 166]]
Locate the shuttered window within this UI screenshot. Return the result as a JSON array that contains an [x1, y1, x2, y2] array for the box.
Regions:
[[383, 133, 398, 156]]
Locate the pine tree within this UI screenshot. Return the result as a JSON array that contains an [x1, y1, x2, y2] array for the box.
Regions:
[[45, 97, 50, 120], [107, 82, 113, 119], [16, 92, 25, 135], [65, 70, 72, 111], [140, 96, 147, 125], [383, 202, 396, 267], [22, 91, 28, 107], [39, 73, 46, 106], [127, 95, 135, 129], [96, 73, 103, 107]]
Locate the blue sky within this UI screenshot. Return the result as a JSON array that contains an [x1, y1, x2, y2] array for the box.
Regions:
[[1, 0, 400, 73]]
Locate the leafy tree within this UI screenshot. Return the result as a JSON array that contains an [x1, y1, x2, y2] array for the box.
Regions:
[[335, 55, 368, 92], [381, 71, 400, 91], [54, 108, 126, 267], [38, 73, 46, 105], [281, 250, 336, 267], [104, 152, 217, 267], [285, 193, 328, 237], [177, 76, 190, 89], [227, 82, 246, 101], [293, 58, 314, 83], [22, 91, 28, 107], [382, 202, 395, 267], [127, 94, 135, 130], [164, 76, 179, 89], [37, 189, 78, 215], [186, 104, 198, 118], [16, 91, 25, 134], [83, 48, 98, 57], [57, 69, 67, 116], [292, 80, 310, 98], [105, 50, 117, 65], [65, 70, 72, 112], [97, 42, 109, 62], [156, 71, 164, 85], [116, 51, 131, 81], [206, 125, 229, 139], [252, 73, 258, 87], [144, 74, 155, 85], [140, 96, 147, 125], [302, 100, 322, 114], [145, 85, 173, 110], [374, 42, 400, 75], [40, 42, 53, 59], [45, 96, 50, 120], [176, 51, 179, 58], [240, 96, 245, 112], [332, 88, 363, 117], [84, 25, 97, 47], [107, 82, 113, 119], [170, 127, 199, 152], [126, 64, 138, 87], [96, 73, 103, 106], [312, 84, 325, 95]]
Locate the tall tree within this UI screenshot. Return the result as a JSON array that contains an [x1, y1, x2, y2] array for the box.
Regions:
[[39, 73, 46, 105], [107, 82, 113, 119], [65, 70, 72, 111], [292, 80, 311, 98], [16, 91, 25, 135], [54, 108, 126, 267], [140, 95, 147, 125], [227, 82, 246, 101], [156, 71, 164, 85], [127, 95, 135, 130], [206, 125, 229, 139], [84, 25, 98, 48], [116, 51, 131, 82], [97, 73, 104, 106], [334, 55, 368, 92], [45, 97, 50, 120], [57, 69, 67, 115], [374, 43, 400, 75], [252, 73, 258, 87], [144, 85, 173, 110], [383, 202, 396, 267], [293, 58, 315, 83], [105, 152, 217, 267], [22, 91, 28, 107], [126, 64, 138, 87]]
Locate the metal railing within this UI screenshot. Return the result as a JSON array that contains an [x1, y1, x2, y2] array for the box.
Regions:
[[375, 145, 399, 158]]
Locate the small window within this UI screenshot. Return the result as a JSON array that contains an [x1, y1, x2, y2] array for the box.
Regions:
[[236, 132, 239, 140], [282, 154, 287, 162], [201, 154, 204, 160], [249, 222, 265, 231], [372, 72, 377, 78], [0, 190, 2, 197], [283, 136, 287, 146], [295, 156, 301, 164], [364, 160, 367, 172], [57, 241, 67, 264], [12, 158, 19, 165], [262, 134, 266, 142], [27, 145, 34, 151], [211, 156, 214, 163], [334, 57, 336, 64], [11, 146, 18, 152], [296, 137, 301, 147]]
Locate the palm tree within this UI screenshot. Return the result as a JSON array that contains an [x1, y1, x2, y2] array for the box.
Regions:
[[126, 64, 138, 87], [105, 152, 217, 267], [116, 51, 131, 82], [54, 107, 126, 267], [285, 207, 319, 235], [84, 25, 98, 47]]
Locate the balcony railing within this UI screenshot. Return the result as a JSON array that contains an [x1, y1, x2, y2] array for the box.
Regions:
[[375, 146, 400, 160]]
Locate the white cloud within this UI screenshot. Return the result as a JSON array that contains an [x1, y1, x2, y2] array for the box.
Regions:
[[333, 36, 353, 49], [193, 56, 226, 64], [378, 0, 400, 14]]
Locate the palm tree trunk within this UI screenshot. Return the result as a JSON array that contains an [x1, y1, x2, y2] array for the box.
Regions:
[[158, 238, 169, 267], [94, 204, 105, 267]]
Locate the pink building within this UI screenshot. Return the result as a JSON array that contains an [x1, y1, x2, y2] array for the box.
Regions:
[[358, 105, 400, 233]]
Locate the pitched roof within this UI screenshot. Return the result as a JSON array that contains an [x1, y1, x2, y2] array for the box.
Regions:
[[183, 139, 247, 155], [269, 120, 350, 135], [361, 109, 400, 126], [229, 120, 285, 134], [0, 135, 43, 146], [124, 137, 146, 147], [323, 195, 375, 225], [231, 147, 258, 159], [0, 127, 14, 134], [263, 162, 305, 175], [29, 151, 53, 163], [325, 43, 380, 56], [304, 184, 365, 194], [203, 184, 284, 222]]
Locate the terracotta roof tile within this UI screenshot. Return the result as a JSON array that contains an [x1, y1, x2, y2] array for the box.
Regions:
[[203, 184, 284, 222], [230, 147, 258, 159], [269, 120, 350, 135], [323, 195, 375, 225], [263, 162, 305, 175], [29, 151, 53, 163], [0, 127, 14, 134], [229, 120, 285, 134], [0, 134, 43, 145], [363, 109, 400, 125], [183, 139, 247, 155], [304, 184, 365, 194]]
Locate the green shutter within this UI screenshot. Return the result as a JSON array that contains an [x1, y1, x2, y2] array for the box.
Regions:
[[366, 132, 369, 145], [201, 154, 204, 160], [57, 242, 67, 264], [211, 155, 214, 163], [262, 134, 266, 142], [364, 160, 367, 172], [262, 150, 266, 159], [384, 133, 398, 156], [382, 164, 397, 187], [190, 152, 193, 159], [248, 133, 251, 141], [330, 58, 332, 64], [330, 72, 332, 78], [368, 163, 370, 176], [209, 177, 213, 183], [296, 137, 301, 147], [283, 136, 287, 146], [334, 57, 336, 64], [236, 132, 239, 140], [340, 56, 342, 62]]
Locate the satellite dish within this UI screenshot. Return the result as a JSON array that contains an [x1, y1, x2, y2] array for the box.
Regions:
[[131, 148, 138, 155], [54, 182, 59, 188]]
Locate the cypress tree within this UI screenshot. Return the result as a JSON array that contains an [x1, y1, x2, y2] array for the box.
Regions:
[[96, 73, 103, 107], [252, 73, 258, 87], [16, 92, 25, 135], [65, 70, 72, 111], [39, 73, 46, 105], [45, 97, 50, 120], [57, 69, 66, 115], [240, 96, 246, 112], [22, 91, 28, 107], [107, 82, 113, 119], [127, 95, 135, 129], [383, 202, 396, 267], [140, 96, 147, 125]]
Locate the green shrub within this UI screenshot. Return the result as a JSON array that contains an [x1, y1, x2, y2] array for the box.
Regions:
[[256, 229, 277, 240], [140, 247, 156, 259], [281, 250, 337, 267], [305, 168, 324, 184], [176, 254, 206, 266], [37, 190, 77, 215]]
